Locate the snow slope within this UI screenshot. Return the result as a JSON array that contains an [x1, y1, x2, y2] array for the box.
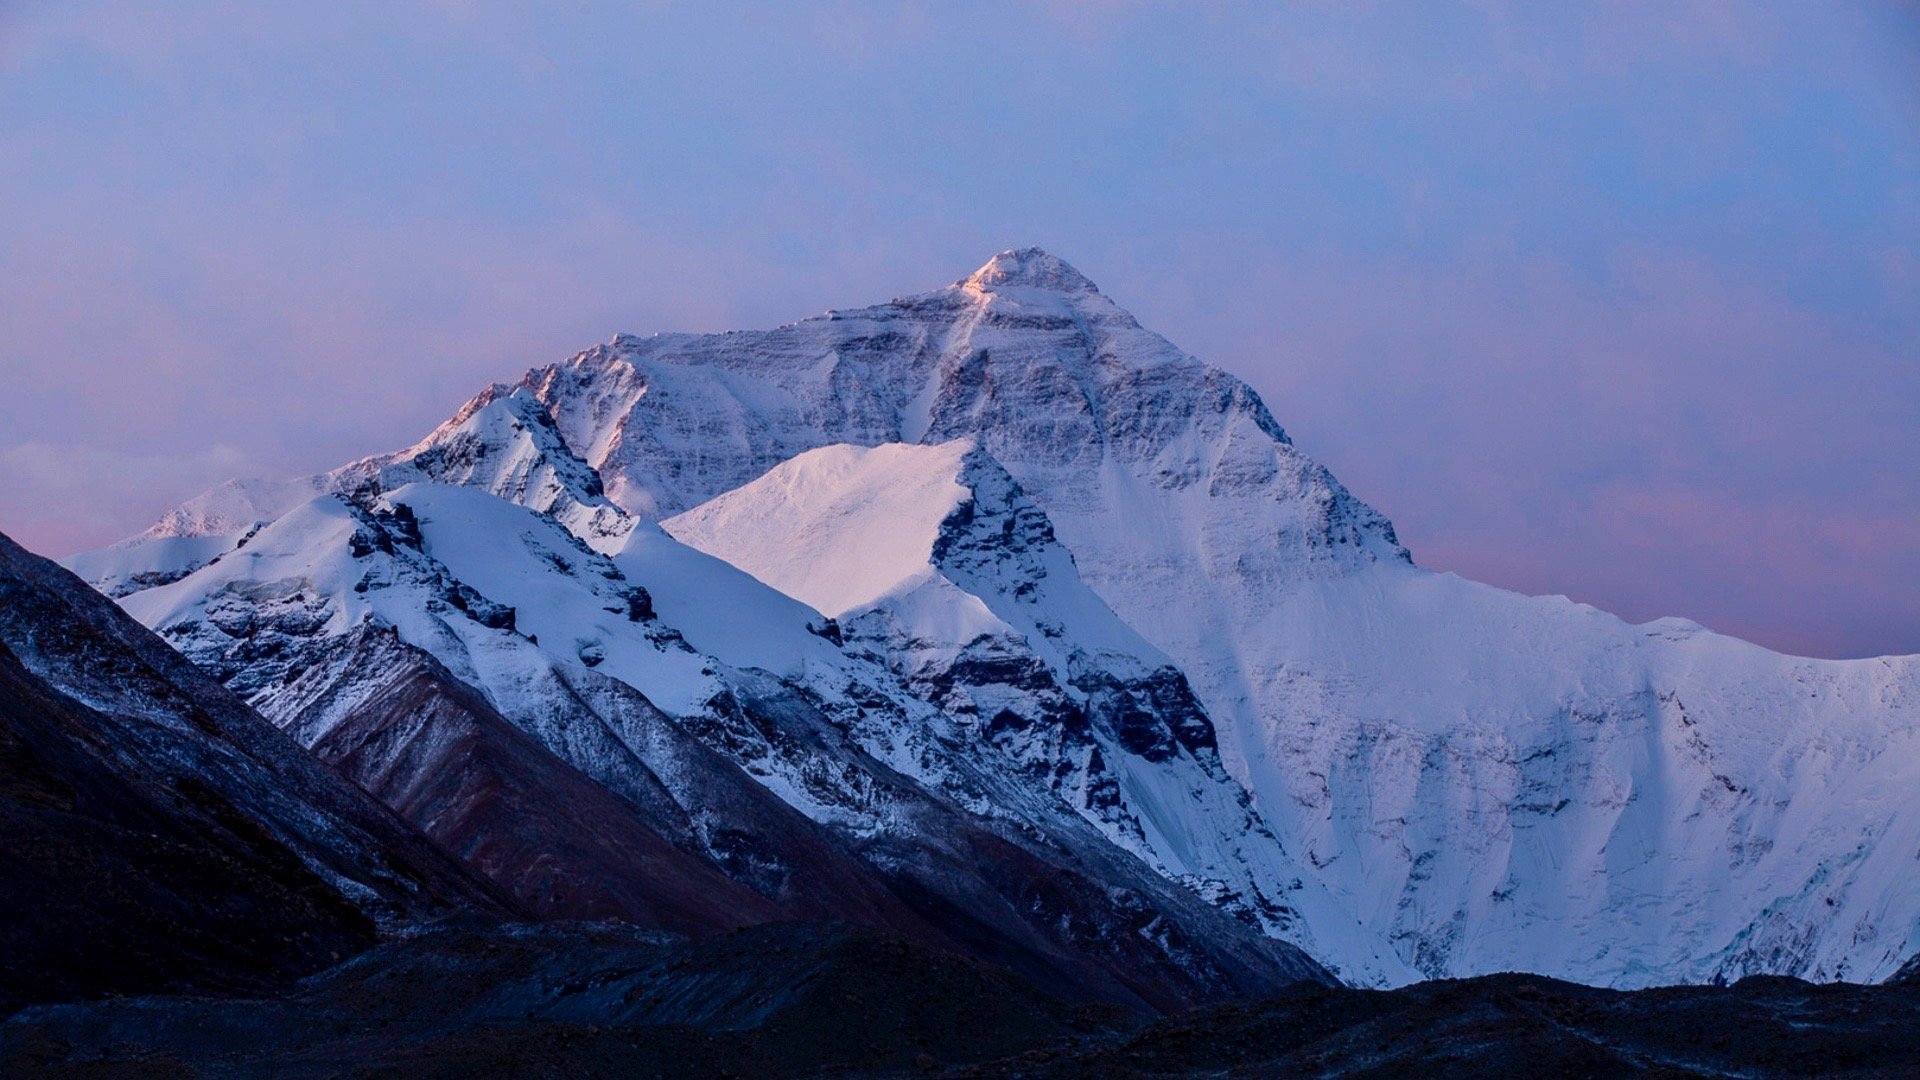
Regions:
[[665, 440, 976, 621], [63, 529, 255, 598]]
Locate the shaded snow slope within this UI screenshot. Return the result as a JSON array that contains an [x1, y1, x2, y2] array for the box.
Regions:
[[63, 529, 255, 598], [1222, 564, 1920, 985], [613, 523, 851, 680]]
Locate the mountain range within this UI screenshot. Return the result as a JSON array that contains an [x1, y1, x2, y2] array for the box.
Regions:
[[55, 248, 1920, 996]]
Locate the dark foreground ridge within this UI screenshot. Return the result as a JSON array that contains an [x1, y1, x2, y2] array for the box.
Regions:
[[0, 533, 511, 1014], [0, 921, 1114, 1078], [967, 972, 1920, 1079], [5, 921, 1919, 1078]]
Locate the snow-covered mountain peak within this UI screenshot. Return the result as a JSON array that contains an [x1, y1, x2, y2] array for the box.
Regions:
[[662, 439, 979, 619], [139, 475, 331, 541], [76, 383, 637, 593], [958, 247, 1101, 295], [664, 439, 1412, 985], [661, 437, 1151, 664], [472, 249, 1403, 575], [395, 383, 585, 483], [411, 381, 535, 445], [76, 252, 1920, 991], [382, 384, 630, 548]]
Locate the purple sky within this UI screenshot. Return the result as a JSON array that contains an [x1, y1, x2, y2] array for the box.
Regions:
[[1, 2, 1915, 658]]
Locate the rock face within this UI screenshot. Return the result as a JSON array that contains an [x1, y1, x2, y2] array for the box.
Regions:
[[76, 248, 1920, 989], [0, 531, 512, 1013], [255, 623, 783, 931]]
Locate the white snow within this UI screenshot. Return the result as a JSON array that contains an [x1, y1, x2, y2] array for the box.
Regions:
[[663, 440, 976, 619], [550, 250, 1920, 987], [93, 386, 631, 589], [615, 523, 839, 680], [60, 529, 251, 595], [138, 475, 332, 540]]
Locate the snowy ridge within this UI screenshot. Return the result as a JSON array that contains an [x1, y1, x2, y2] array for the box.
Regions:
[[69, 387, 632, 598], [372, 384, 635, 547]]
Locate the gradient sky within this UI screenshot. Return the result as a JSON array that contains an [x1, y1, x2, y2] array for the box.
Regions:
[[1, 2, 1915, 658]]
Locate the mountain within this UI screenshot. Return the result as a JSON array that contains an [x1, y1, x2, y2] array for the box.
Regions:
[[79, 248, 1920, 990], [0, 530, 511, 1013], [664, 438, 1409, 983], [105, 476, 1328, 1009]]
